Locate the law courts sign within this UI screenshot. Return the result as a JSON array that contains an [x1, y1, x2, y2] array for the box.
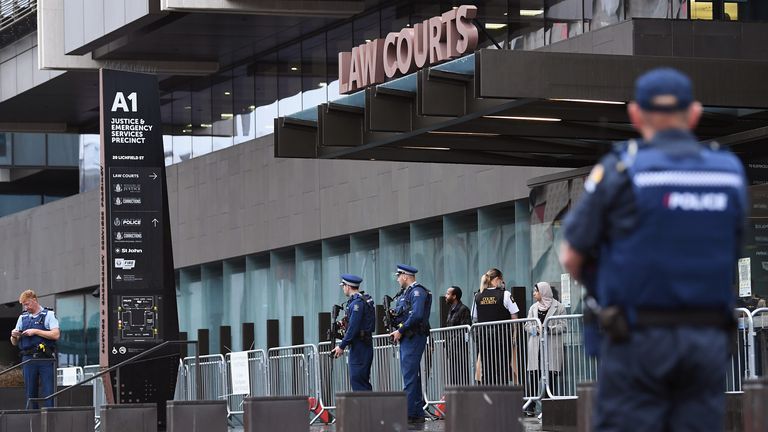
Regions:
[[339, 5, 479, 94]]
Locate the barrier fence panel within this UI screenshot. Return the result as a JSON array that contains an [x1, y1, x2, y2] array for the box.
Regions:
[[471, 318, 542, 407], [751, 307, 768, 380], [371, 335, 403, 392], [56, 366, 84, 386], [542, 314, 598, 399], [181, 354, 227, 401], [727, 308, 756, 392], [174, 359, 188, 401], [317, 341, 351, 413], [267, 344, 323, 423], [421, 325, 472, 415], [224, 350, 269, 417], [83, 365, 106, 427]]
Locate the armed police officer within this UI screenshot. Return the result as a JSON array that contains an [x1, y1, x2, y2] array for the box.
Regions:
[[10, 290, 60, 409], [389, 264, 432, 424], [560, 68, 747, 432], [331, 274, 376, 391]]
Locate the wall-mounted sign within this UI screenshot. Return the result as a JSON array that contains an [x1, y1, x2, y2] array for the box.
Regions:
[[339, 5, 479, 94], [560, 273, 572, 308], [739, 257, 752, 298]]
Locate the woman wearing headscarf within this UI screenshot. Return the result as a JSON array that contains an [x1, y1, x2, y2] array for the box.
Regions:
[[523, 281, 566, 416]]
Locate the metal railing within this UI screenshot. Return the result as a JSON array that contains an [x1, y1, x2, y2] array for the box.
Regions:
[[317, 341, 351, 413], [28, 340, 200, 407], [266, 344, 323, 423], [224, 349, 269, 417], [727, 308, 756, 392], [542, 314, 598, 399], [422, 325, 472, 415], [179, 354, 227, 402], [371, 334, 402, 392], [0, 0, 35, 32]]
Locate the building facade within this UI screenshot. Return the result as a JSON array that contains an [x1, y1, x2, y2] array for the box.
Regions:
[[0, 0, 767, 365]]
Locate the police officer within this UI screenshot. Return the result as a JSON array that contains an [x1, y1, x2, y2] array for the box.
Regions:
[[560, 68, 747, 432], [389, 264, 432, 424], [331, 274, 375, 391], [10, 290, 60, 409]]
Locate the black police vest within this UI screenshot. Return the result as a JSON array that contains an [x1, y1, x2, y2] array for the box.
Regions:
[[475, 289, 510, 323]]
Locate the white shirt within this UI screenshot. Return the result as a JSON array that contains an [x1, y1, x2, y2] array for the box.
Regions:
[[471, 288, 519, 321]]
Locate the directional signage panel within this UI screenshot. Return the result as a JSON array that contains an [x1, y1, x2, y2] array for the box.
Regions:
[[99, 69, 179, 423]]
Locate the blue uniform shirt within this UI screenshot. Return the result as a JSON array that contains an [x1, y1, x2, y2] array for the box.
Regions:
[[395, 282, 431, 334], [564, 129, 747, 258], [15, 309, 59, 333], [339, 292, 375, 349]]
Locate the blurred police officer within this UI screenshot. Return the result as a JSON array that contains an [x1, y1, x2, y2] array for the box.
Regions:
[[332, 274, 375, 391], [560, 68, 747, 432], [10, 290, 60, 409], [389, 264, 432, 424]]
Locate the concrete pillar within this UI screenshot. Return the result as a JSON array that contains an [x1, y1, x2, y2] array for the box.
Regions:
[[445, 386, 522, 432], [0, 409, 40, 432], [336, 392, 407, 431], [166, 400, 228, 432], [243, 396, 308, 432], [100, 404, 157, 432], [40, 407, 94, 432]]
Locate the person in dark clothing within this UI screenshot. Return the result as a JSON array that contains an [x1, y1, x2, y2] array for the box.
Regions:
[[445, 286, 471, 327]]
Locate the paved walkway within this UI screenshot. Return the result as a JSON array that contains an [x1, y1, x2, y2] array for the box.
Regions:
[[231, 418, 544, 431]]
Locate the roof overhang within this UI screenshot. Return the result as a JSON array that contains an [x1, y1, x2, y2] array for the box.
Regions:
[[275, 49, 768, 168]]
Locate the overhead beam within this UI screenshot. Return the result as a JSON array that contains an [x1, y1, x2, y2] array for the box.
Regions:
[[160, 0, 365, 17]]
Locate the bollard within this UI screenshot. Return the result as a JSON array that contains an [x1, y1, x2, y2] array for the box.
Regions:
[[100, 404, 157, 432], [445, 386, 523, 432], [336, 392, 407, 432], [0, 410, 40, 432], [243, 396, 309, 432], [167, 400, 228, 432], [40, 407, 94, 432], [743, 378, 768, 432], [577, 381, 596, 432]]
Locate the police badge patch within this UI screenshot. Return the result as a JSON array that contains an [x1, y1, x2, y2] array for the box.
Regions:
[[354, 304, 359, 311], [585, 164, 604, 193]]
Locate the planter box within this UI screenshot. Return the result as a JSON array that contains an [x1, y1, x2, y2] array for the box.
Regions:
[[167, 400, 227, 432], [336, 392, 407, 432], [243, 396, 308, 432]]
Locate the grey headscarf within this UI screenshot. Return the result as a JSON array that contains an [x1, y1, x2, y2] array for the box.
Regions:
[[535, 281, 554, 312]]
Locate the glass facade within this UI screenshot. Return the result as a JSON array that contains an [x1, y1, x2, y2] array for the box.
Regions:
[[172, 200, 534, 353]]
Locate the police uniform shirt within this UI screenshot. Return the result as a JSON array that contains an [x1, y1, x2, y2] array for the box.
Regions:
[[471, 288, 519, 321], [564, 129, 747, 258], [396, 282, 431, 334], [15, 308, 59, 333], [339, 293, 374, 349]]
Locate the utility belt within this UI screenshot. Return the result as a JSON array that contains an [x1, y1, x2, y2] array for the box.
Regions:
[[598, 306, 734, 343], [357, 331, 373, 342], [398, 323, 430, 338], [19, 344, 55, 359]]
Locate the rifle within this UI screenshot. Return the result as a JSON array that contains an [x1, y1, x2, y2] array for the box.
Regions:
[[327, 304, 345, 361]]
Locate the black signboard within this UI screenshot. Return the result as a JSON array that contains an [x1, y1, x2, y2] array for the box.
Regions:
[[99, 69, 179, 422]]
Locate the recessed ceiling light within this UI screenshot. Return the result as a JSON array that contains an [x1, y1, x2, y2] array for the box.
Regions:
[[184, 106, 191, 110], [402, 146, 450, 151], [520, 9, 544, 16], [485, 23, 507, 30], [428, 131, 501, 137], [483, 115, 562, 122], [224, 91, 231, 96], [318, 82, 327, 88], [220, 113, 234, 120], [290, 66, 299, 71], [550, 98, 625, 105], [248, 105, 256, 111]]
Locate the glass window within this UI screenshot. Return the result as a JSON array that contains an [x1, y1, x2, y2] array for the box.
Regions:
[[443, 212, 479, 298], [178, 267, 203, 351], [297, 244, 323, 343], [84, 292, 99, 365], [628, 0, 688, 19], [509, 0, 546, 50], [302, 34, 328, 111], [410, 220, 444, 329], [0, 194, 42, 216], [224, 258, 246, 352], [545, 0, 585, 45], [270, 250, 296, 345], [381, 4, 410, 35], [378, 226, 410, 298], [211, 71, 234, 151], [55, 293, 85, 367], [350, 233, 379, 299], [479, 203, 532, 303], [327, 24, 353, 102], [202, 263, 224, 353], [353, 11, 380, 47], [191, 78, 213, 158], [246, 255, 270, 349], [13, 133, 45, 166], [233, 65, 256, 145], [476, 0, 511, 49], [0, 133, 11, 165], [278, 43, 302, 117], [322, 239, 351, 333], [79, 134, 100, 193], [254, 53, 278, 138], [589, 0, 625, 30], [47, 133, 79, 167]]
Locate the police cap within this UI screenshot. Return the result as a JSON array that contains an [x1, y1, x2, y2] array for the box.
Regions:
[[340, 274, 363, 287], [395, 264, 418, 276], [634, 68, 693, 113]]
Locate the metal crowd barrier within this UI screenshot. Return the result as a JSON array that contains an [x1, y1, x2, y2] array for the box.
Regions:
[[224, 350, 269, 417], [542, 314, 598, 399], [266, 344, 323, 423], [371, 334, 403, 392], [421, 325, 471, 415], [180, 354, 227, 401], [317, 341, 351, 413], [752, 307, 768, 380], [82, 365, 107, 429], [727, 308, 756, 392], [56, 366, 84, 386]]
